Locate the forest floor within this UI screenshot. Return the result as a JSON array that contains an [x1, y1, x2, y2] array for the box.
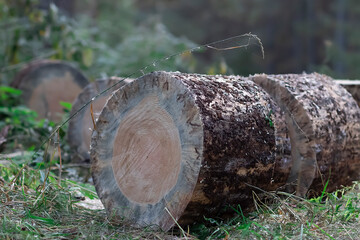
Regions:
[[1, 153, 360, 239]]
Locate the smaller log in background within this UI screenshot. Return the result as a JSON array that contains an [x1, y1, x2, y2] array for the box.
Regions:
[[91, 71, 360, 231], [335, 80, 360, 106], [67, 77, 132, 162], [11, 60, 89, 122]]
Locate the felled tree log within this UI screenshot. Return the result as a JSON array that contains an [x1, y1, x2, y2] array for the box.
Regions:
[[253, 73, 360, 196], [11, 60, 88, 122], [67, 77, 133, 162], [335, 80, 360, 106], [91, 71, 360, 231], [90, 71, 292, 231]]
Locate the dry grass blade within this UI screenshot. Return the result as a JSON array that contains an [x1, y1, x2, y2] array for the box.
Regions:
[[340, 223, 353, 240], [57, 129, 62, 186], [164, 207, 189, 239], [90, 102, 97, 131], [206, 33, 265, 59]]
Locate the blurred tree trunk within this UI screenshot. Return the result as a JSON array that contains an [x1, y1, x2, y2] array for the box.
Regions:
[[306, 0, 315, 71], [292, 2, 305, 73], [334, 0, 346, 76], [265, 17, 275, 73], [75, 0, 99, 18], [39, 0, 75, 16]]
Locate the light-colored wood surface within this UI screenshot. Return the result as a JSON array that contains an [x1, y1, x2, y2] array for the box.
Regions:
[[112, 94, 182, 204]]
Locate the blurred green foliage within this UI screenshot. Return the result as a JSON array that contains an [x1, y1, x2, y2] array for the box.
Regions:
[[0, 0, 203, 154], [2, 0, 360, 83], [0, 0, 95, 83], [137, 0, 360, 79], [0, 86, 54, 152], [1, 0, 359, 152], [0, 0, 200, 85]]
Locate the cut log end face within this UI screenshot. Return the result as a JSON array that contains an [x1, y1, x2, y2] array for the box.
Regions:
[[111, 95, 182, 204], [12, 61, 88, 122], [91, 72, 203, 231], [28, 72, 82, 120]]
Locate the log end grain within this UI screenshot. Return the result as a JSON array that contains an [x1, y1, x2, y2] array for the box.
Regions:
[[11, 60, 88, 122], [90, 72, 204, 231]]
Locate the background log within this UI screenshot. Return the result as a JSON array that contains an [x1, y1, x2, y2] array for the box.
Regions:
[[67, 77, 132, 162], [335, 80, 360, 106], [11, 60, 89, 122], [90, 71, 292, 230], [253, 73, 360, 196]]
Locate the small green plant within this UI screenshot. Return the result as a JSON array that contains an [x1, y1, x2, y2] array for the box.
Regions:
[[189, 183, 360, 240], [59, 101, 72, 113], [265, 109, 274, 127], [0, 86, 55, 152], [0, 0, 98, 83]]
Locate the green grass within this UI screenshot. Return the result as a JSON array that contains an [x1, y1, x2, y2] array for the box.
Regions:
[[2, 159, 360, 239], [192, 184, 360, 240], [0, 160, 186, 239]]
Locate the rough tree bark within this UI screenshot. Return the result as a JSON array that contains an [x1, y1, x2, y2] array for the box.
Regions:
[[335, 80, 360, 106], [67, 77, 133, 162], [11, 60, 88, 122], [253, 73, 360, 196]]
